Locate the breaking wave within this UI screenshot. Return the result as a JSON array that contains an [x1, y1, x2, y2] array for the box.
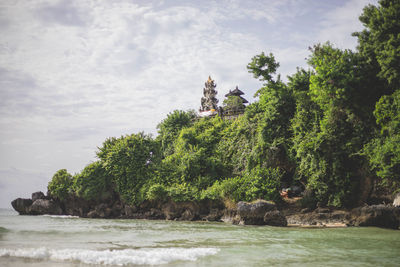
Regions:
[[0, 247, 219, 265], [42, 215, 79, 219]]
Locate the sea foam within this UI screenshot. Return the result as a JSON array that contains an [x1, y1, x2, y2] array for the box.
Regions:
[[42, 214, 79, 219], [0, 247, 219, 265]]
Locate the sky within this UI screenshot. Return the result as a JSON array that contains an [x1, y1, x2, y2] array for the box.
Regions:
[[0, 0, 378, 208]]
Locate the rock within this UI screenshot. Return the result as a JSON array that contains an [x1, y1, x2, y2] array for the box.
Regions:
[[63, 196, 90, 217], [204, 209, 223, 222], [162, 201, 200, 221], [236, 200, 276, 225], [87, 210, 99, 218], [11, 198, 33, 215], [94, 203, 112, 218], [124, 205, 137, 217], [29, 199, 62, 215], [263, 210, 287, 226], [315, 207, 330, 214], [393, 193, 400, 207], [144, 208, 165, 220], [180, 209, 195, 221], [351, 204, 400, 229], [31, 191, 45, 202], [286, 210, 350, 227]]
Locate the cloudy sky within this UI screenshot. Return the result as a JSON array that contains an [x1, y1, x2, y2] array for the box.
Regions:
[[0, 0, 377, 208]]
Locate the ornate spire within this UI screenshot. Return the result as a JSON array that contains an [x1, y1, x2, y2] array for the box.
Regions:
[[200, 76, 219, 112]]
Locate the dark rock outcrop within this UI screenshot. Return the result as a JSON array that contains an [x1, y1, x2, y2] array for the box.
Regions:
[[29, 199, 62, 215], [351, 204, 400, 229], [236, 200, 277, 225], [263, 210, 287, 226], [162, 201, 200, 221], [11, 198, 32, 215], [31, 191, 46, 202]]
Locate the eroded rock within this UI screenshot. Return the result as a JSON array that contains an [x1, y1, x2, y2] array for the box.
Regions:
[[29, 199, 62, 215], [11, 198, 32, 215], [236, 200, 277, 225], [31, 191, 45, 202], [264, 210, 287, 226], [351, 204, 400, 229]]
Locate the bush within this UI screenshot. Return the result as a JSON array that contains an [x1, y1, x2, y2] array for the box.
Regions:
[[73, 161, 112, 201], [201, 167, 282, 203], [167, 183, 199, 202], [146, 184, 168, 202], [48, 169, 73, 201]]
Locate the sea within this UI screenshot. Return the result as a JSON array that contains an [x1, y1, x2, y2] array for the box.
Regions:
[[0, 208, 399, 266]]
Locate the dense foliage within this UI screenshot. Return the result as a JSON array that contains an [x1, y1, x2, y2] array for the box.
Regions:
[[48, 0, 400, 208]]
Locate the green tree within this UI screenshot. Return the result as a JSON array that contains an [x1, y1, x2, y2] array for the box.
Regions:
[[73, 161, 113, 201], [353, 0, 400, 86], [365, 90, 400, 188], [156, 110, 196, 157], [48, 169, 73, 201], [247, 52, 280, 84], [99, 132, 160, 205]]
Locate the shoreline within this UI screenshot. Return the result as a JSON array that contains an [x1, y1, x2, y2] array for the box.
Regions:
[[10, 191, 400, 230]]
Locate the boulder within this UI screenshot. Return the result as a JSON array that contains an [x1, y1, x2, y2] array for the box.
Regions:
[[263, 210, 287, 226], [11, 198, 33, 215], [162, 201, 199, 221], [203, 208, 223, 222], [31, 191, 45, 202], [351, 204, 400, 229], [236, 200, 277, 225], [180, 209, 195, 221], [63, 196, 90, 217], [393, 193, 400, 207], [144, 208, 165, 220], [124, 205, 137, 217], [29, 199, 62, 215]]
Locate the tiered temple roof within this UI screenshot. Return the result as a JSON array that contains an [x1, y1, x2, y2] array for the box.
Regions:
[[225, 86, 248, 104]]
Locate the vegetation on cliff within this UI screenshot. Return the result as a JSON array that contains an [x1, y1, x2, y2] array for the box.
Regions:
[[48, 0, 400, 209]]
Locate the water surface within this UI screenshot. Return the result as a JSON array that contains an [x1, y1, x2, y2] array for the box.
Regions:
[[0, 209, 399, 266]]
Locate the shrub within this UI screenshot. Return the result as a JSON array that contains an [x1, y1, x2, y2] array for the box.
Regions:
[[146, 184, 168, 202], [48, 169, 73, 201], [73, 161, 112, 201], [167, 183, 199, 202]]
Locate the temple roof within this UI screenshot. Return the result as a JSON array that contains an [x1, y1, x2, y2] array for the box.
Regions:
[[225, 86, 244, 97], [238, 95, 249, 104]]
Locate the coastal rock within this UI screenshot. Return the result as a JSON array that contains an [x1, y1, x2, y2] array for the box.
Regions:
[[63, 196, 90, 217], [236, 200, 276, 225], [351, 204, 400, 229], [124, 205, 137, 217], [11, 198, 33, 215], [393, 193, 400, 207], [286, 210, 350, 227], [180, 209, 195, 221], [29, 199, 62, 215], [263, 210, 287, 226], [162, 201, 199, 221], [203, 208, 223, 222], [144, 208, 165, 220], [31, 191, 45, 202]]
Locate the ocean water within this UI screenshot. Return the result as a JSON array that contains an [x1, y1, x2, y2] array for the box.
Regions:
[[0, 209, 399, 266]]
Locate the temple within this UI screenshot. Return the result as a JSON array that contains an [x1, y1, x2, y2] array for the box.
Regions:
[[225, 86, 248, 104], [198, 76, 248, 119]]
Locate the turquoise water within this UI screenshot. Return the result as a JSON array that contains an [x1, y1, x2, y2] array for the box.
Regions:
[[0, 209, 399, 266]]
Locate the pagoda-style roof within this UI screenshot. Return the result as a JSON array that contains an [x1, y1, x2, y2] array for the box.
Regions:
[[225, 86, 248, 103], [225, 86, 244, 97]]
